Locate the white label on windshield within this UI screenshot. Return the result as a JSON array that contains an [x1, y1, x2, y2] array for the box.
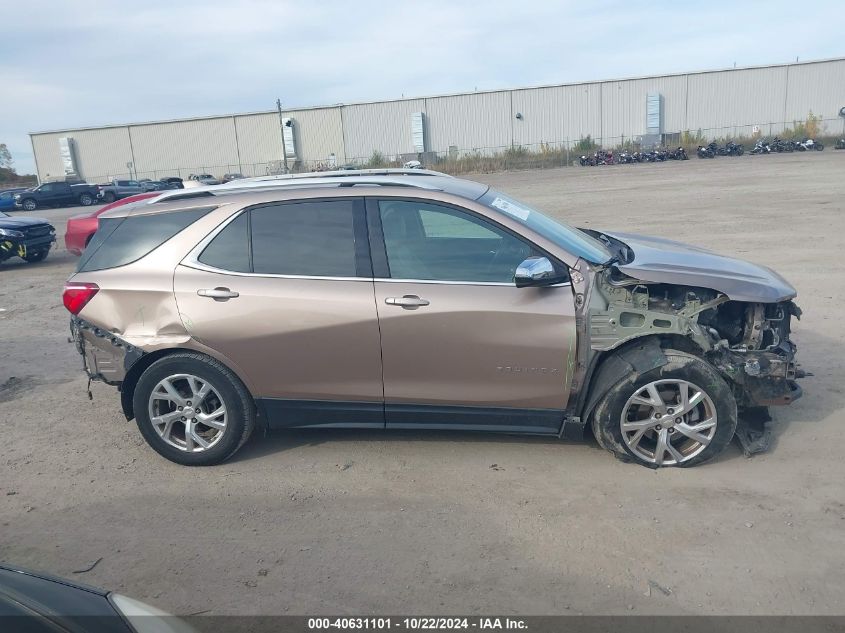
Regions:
[[490, 197, 530, 221]]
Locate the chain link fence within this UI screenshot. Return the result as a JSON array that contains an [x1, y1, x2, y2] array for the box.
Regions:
[[78, 117, 845, 183]]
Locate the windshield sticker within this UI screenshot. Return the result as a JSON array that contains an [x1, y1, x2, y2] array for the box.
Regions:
[[490, 197, 530, 221]]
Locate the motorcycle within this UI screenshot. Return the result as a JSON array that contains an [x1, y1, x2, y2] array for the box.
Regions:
[[579, 154, 595, 166], [668, 147, 688, 160], [750, 139, 772, 154], [795, 138, 824, 151], [697, 145, 716, 159], [835, 139, 845, 150], [723, 141, 744, 156], [771, 137, 793, 152]]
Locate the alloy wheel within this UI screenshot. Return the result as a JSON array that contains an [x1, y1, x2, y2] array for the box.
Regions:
[[147, 373, 227, 452], [620, 379, 718, 466]]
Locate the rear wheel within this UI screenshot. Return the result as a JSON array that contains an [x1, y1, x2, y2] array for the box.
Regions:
[[79, 193, 94, 206], [133, 353, 256, 466], [21, 198, 36, 211], [591, 349, 737, 468]]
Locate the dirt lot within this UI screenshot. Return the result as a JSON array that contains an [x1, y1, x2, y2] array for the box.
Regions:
[[2, 152, 844, 616]]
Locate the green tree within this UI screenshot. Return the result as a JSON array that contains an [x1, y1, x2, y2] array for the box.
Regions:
[[0, 144, 13, 171]]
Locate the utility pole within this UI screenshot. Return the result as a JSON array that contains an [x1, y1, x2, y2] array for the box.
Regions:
[[276, 98, 289, 174]]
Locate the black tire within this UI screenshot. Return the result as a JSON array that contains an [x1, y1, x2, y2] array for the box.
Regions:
[[79, 193, 94, 206], [102, 192, 116, 203], [133, 352, 256, 466], [815, 144, 824, 151], [21, 198, 37, 211], [591, 349, 737, 468], [23, 249, 49, 263]]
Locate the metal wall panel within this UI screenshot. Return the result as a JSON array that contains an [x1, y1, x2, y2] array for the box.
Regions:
[[784, 59, 845, 132], [233, 112, 281, 176], [601, 75, 688, 140], [425, 91, 512, 153], [511, 83, 603, 148], [129, 117, 240, 178], [686, 66, 788, 135], [342, 99, 426, 162], [30, 127, 132, 182], [284, 107, 345, 166]]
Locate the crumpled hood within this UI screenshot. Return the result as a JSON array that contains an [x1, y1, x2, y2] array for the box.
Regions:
[[0, 215, 52, 228], [604, 231, 797, 303]]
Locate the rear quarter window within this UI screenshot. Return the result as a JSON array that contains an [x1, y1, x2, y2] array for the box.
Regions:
[[77, 207, 214, 272]]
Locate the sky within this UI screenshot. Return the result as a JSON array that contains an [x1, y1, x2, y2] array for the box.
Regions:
[[2, 0, 842, 175]]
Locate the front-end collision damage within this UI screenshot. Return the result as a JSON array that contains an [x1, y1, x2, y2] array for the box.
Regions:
[[575, 265, 805, 455]]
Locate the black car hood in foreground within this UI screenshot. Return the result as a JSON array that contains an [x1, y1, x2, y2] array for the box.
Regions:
[[0, 215, 51, 228], [603, 231, 797, 303]]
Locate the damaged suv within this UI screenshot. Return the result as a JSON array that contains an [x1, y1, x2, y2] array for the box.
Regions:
[[65, 170, 803, 467]]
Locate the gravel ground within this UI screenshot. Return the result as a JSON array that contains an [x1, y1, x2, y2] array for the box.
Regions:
[[1, 151, 844, 616]]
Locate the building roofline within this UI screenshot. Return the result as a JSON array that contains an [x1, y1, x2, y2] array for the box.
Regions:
[[29, 56, 845, 136]]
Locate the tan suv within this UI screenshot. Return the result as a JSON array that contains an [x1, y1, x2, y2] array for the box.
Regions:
[[65, 170, 803, 468]]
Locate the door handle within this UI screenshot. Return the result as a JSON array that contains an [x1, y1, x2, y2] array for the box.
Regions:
[[385, 295, 430, 310], [197, 287, 239, 301]]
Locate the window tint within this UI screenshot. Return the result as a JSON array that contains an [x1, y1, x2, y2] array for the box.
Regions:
[[39, 184, 54, 192], [198, 211, 250, 272], [379, 200, 538, 283], [250, 200, 356, 277], [78, 207, 213, 272]]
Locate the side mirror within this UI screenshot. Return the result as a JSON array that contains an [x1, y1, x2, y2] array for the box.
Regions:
[[514, 257, 565, 287]]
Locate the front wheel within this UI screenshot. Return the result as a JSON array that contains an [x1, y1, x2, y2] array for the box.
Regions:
[[133, 352, 256, 466], [79, 193, 94, 206], [21, 198, 37, 211], [23, 249, 49, 263], [591, 349, 737, 468], [102, 192, 116, 203], [815, 144, 824, 151]]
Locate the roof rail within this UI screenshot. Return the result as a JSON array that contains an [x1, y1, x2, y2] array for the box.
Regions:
[[154, 174, 446, 203]]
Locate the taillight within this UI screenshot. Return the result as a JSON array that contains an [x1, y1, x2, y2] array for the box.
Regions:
[[63, 282, 99, 315]]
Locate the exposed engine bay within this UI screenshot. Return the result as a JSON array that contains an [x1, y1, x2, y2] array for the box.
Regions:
[[585, 267, 804, 452]]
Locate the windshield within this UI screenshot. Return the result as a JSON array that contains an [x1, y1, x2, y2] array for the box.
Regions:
[[479, 189, 612, 264]]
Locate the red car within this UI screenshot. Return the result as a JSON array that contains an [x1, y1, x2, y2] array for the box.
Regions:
[[64, 192, 159, 255]]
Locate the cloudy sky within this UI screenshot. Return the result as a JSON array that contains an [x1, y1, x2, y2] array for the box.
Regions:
[[3, 0, 842, 174]]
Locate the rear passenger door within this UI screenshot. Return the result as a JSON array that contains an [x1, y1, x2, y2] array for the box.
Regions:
[[174, 197, 385, 429]]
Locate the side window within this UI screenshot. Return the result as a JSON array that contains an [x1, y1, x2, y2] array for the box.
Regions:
[[378, 200, 538, 283], [198, 212, 250, 272], [251, 200, 357, 277], [128, 181, 139, 187], [78, 207, 214, 272], [39, 184, 54, 193]]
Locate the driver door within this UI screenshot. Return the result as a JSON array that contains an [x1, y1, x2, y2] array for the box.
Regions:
[[369, 198, 577, 433]]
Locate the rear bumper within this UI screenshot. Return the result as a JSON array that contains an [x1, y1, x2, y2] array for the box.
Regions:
[[70, 316, 143, 385]]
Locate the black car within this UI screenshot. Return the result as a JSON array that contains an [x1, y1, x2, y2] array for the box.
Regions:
[[0, 563, 195, 633], [0, 210, 56, 264], [13, 182, 99, 211]]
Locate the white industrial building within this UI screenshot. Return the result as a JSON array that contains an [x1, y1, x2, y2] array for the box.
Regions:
[[29, 57, 845, 183]]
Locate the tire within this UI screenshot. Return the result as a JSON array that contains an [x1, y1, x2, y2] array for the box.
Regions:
[[21, 198, 37, 211], [79, 193, 94, 206], [816, 144, 824, 151], [102, 192, 116, 203], [591, 349, 737, 468], [133, 352, 256, 466], [23, 249, 49, 263]]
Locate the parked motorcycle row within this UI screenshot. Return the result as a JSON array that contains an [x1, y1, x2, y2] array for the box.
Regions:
[[696, 141, 744, 158], [749, 137, 825, 154], [579, 147, 688, 166]]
